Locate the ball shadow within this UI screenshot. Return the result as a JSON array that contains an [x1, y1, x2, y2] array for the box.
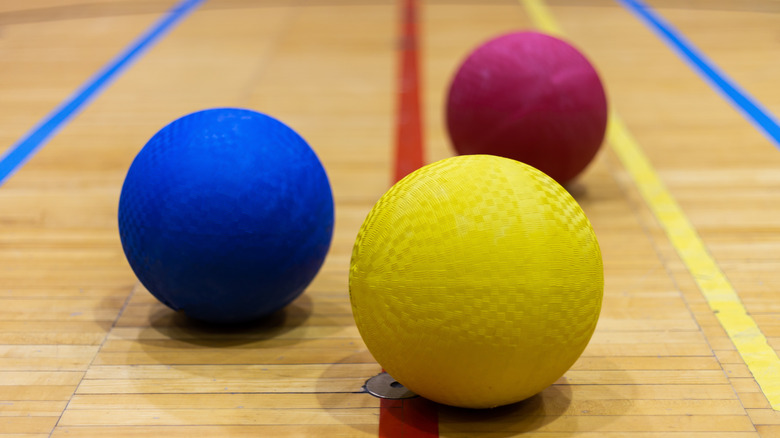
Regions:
[[435, 383, 572, 436], [314, 355, 579, 436], [139, 292, 314, 349], [564, 180, 588, 200], [313, 353, 382, 432]]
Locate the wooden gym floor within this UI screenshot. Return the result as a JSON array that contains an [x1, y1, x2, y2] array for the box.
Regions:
[[1, 0, 780, 436]]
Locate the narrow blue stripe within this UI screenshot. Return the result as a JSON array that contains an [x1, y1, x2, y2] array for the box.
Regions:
[[0, 0, 206, 187], [617, 0, 780, 148]]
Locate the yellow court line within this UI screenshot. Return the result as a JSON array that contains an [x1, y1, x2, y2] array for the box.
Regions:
[[521, 0, 780, 410]]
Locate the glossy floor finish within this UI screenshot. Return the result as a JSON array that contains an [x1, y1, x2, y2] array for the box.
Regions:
[[1, 0, 779, 436]]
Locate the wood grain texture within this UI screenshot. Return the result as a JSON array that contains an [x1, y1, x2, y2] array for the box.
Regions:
[[1, 0, 778, 436]]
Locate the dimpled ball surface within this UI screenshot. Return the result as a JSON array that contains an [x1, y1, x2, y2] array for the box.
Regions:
[[446, 31, 608, 186], [118, 108, 334, 324], [349, 155, 603, 409]]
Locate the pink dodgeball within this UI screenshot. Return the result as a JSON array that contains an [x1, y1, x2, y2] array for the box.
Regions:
[[446, 31, 608, 185]]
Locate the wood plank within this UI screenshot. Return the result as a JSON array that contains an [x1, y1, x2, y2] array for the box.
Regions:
[[58, 407, 379, 427], [66, 393, 379, 410], [107, 325, 361, 342], [0, 332, 107, 346], [51, 425, 376, 438], [746, 408, 780, 425], [1, 0, 779, 436], [74, 378, 365, 395], [438, 415, 755, 433], [560, 370, 728, 385], [738, 392, 771, 410], [757, 425, 780, 437], [0, 416, 60, 434], [0, 386, 76, 401], [0, 372, 83, 386], [95, 338, 367, 353], [572, 356, 722, 370], [444, 433, 757, 438], [82, 364, 377, 380], [0, 400, 68, 417], [562, 384, 739, 401], [0, 346, 98, 371], [92, 350, 375, 366]]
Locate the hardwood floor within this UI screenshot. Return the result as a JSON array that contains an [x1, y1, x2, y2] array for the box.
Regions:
[[1, 1, 778, 436]]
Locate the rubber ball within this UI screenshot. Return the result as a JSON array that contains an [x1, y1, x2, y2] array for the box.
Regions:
[[349, 154, 602, 408], [118, 108, 334, 324]]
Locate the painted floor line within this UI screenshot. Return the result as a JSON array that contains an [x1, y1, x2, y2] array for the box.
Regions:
[[618, 0, 780, 149], [0, 0, 206, 187], [522, 0, 780, 411]]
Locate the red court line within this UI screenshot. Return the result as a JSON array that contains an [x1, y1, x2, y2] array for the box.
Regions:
[[393, 0, 425, 183], [379, 0, 438, 436], [379, 398, 439, 438]]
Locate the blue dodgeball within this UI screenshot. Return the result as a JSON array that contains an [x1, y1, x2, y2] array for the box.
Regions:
[[118, 108, 334, 324]]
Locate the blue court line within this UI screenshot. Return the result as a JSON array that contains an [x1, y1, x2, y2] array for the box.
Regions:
[[617, 0, 780, 148], [0, 0, 206, 187]]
